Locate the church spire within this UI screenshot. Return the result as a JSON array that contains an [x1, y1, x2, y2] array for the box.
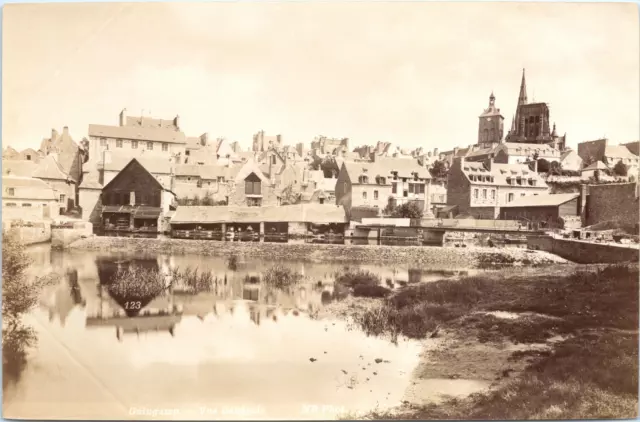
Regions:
[[518, 68, 528, 106]]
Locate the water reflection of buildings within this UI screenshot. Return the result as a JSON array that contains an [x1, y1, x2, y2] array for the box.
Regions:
[[39, 268, 87, 327]]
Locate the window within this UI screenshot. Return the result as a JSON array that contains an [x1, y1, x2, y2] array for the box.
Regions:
[[132, 141, 138, 149], [474, 189, 479, 199], [99, 138, 107, 146], [374, 190, 379, 200], [7, 188, 15, 196], [147, 142, 153, 150], [22, 203, 32, 207], [26, 154, 32, 160], [491, 190, 495, 200], [391, 183, 397, 194], [343, 182, 348, 191], [244, 173, 262, 195], [217, 176, 225, 183], [521, 193, 526, 197], [59, 194, 66, 204], [197, 180, 203, 188], [508, 193, 514, 202], [162, 143, 168, 152], [271, 155, 277, 165], [359, 175, 369, 184], [116, 139, 123, 148], [362, 191, 367, 199], [5, 203, 16, 207], [403, 190, 408, 197], [482, 189, 487, 199], [247, 197, 262, 207], [408, 184, 414, 194], [185, 150, 190, 156]]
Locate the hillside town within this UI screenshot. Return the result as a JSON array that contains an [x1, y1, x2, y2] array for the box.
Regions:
[[3, 69, 638, 245]]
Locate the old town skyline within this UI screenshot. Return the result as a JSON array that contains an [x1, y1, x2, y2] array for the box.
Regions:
[[3, 2, 639, 151]]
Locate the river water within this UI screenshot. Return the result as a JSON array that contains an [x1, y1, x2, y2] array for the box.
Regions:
[[4, 244, 476, 420]]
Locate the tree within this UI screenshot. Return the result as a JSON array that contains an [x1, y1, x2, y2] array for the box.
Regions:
[[391, 201, 424, 219], [2, 231, 56, 387], [537, 158, 550, 173], [280, 184, 301, 205], [549, 161, 563, 176], [613, 160, 628, 177], [429, 160, 448, 180]]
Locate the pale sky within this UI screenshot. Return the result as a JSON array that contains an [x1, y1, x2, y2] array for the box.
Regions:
[[2, 2, 639, 152]]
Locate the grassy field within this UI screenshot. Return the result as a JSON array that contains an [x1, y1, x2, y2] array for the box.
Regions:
[[346, 264, 639, 420]]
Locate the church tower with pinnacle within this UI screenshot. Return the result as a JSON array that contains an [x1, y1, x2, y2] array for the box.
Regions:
[[477, 91, 504, 148]]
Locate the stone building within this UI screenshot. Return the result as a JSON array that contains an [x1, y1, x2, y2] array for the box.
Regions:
[[446, 157, 548, 219], [2, 176, 60, 221], [88, 109, 187, 162], [577, 138, 640, 175], [310, 136, 349, 155], [505, 69, 567, 151], [335, 158, 432, 218]]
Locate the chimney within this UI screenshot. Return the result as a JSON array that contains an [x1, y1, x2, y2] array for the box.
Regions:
[[103, 149, 112, 165], [119, 108, 127, 126], [533, 159, 538, 173], [433, 148, 438, 157], [485, 157, 492, 171], [62, 126, 69, 137], [51, 128, 59, 141], [453, 147, 459, 156], [579, 184, 589, 223], [174, 115, 180, 130]]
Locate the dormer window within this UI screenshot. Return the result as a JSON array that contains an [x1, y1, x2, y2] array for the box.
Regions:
[[359, 175, 369, 184], [506, 177, 512, 185], [516, 176, 523, 186], [392, 171, 398, 180]]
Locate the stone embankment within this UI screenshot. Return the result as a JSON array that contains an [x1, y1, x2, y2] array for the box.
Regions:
[[69, 236, 568, 268]]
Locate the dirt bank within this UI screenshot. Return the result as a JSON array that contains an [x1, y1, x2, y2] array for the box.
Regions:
[[69, 236, 568, 268]]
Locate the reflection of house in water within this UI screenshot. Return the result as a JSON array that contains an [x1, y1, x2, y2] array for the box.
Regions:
[[85, 284, 181, 341]]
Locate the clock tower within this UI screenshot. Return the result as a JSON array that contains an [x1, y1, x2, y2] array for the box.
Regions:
[[477, 92, 504, 148]]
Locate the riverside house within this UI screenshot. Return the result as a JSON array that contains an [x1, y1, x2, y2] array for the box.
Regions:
[[447, 157, 548, 219], [99, 158, 175, 233]]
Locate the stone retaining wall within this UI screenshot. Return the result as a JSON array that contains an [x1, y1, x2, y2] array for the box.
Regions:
[[527, 235, 639, 264], [51, 221, 94, 249], [70, 236, 567, 268], [3, 221, 51, 245]]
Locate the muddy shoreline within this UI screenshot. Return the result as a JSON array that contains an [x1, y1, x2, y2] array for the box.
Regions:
[[69, 236, 568, 268]]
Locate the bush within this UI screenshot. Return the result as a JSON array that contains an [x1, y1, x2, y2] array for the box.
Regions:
[[2, 231, 57, 387], [391, 202, 424, 219]]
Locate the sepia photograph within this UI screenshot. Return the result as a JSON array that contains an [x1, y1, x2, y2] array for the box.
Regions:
[[2, 1, 639, 420]]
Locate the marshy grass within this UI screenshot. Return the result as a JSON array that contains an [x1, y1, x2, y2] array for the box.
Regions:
[[357, 263, 639, 342], [227, 254, 239, 271], [349, 263, 639, 420], [334, 267, 391, 298]]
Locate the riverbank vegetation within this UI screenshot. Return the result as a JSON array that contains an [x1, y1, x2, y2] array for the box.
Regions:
[[348, 264, 638, 419], [334, 267, 391, 298], [2, 232, 57, 389]]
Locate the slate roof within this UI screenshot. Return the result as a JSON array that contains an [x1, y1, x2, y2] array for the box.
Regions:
[[460, 161, 547, 188], [605, 145, 638, 159], [500, 193, 579, 208], [582, 161, 609, 171], [32, 154, 73, 182], [171, 203, 346, 224], [343, 157, 430, 183], [2, 176, 57, 200], [88, 124, 187, 144], [2, 160, 37, 177]]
